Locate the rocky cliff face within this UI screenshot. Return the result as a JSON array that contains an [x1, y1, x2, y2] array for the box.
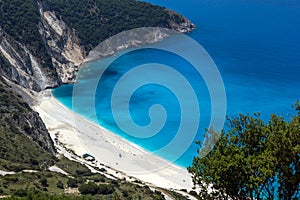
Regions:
[[166, 10, 195, 33], [0, 7, 87, 91], [38, 4, 86, 83], [0, 27, 59, 91], [0, 77, 56, 155], [86, 27, 179, 62], [0, 1, 194, 92], [13, 109, 56, 155], [0, 0, 194, 158]]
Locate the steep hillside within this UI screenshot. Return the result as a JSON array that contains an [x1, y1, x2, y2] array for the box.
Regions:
[[42, 0, 193, 51], [0, 0, 194, 91], [0, 0, 194, 171], [0, 1, 195, 198], [0, 0, 194, 165], [0, 157, 191, 199], [0, 76, 56, 171]]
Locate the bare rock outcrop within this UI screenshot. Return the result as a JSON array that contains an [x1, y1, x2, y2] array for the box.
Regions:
[[0, 27, 59, 91], [38, 5, 86, 83]]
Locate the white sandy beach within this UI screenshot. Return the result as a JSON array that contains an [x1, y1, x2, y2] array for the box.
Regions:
[[33, 90, 195, 191]]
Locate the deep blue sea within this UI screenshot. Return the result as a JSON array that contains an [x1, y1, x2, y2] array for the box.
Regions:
[[53, 0, 300, 167]]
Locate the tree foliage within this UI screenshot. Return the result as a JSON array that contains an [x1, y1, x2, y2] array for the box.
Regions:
[[66, 178, 78, 188], [0, 78, 56, 172], [43, 0, 182, 51], [78, 182, 99, 195], [1, 0, 184, 70], [188, 103, 300, 199], [78, 182, 114, 195], [56, 180, 64, 189], [0, 0, 53, 67]]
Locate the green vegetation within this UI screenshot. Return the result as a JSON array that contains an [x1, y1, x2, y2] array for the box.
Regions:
[[78, 182, 100, 195], [43, 0, 183, 51], [0, 93, 177, 199], [160, 188, 191, 200], [0, 78, 56, 172], [56, 157, 91, 176], [0, 171, 67, 196], [0, 0, 186, 78], [78, 182, 114, 195], [2, 190, 92, 200], [0, 0, 53, 67], [56, 180, 64, 189], [188, 103, 300, 199], [0, 0, 185, 75], [0, 125, 54, 172], [0, 0, 190, 199], [0, 157, 170, 199]]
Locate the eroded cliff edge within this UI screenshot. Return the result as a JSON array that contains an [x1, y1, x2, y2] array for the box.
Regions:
[[0, 0, 195, 159], [0, 0, 195, 93]]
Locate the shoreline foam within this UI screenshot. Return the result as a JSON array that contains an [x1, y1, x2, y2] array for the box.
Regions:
[[33, 90, 194, 190]]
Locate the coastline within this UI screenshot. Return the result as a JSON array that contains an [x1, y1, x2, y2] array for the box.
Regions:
[[33, 90, 194, 190]]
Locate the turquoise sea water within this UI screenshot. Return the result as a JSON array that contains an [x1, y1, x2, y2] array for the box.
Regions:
[[53, 0, 300, 167]]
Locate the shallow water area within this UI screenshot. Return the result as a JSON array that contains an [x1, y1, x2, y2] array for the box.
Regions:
[[53, 0, 300, 167]]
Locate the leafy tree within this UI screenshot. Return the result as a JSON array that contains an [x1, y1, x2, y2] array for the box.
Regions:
[[57, 180, 64, 189], [0, 0, 53, 68], [43, 0, 185, 51], [39, 178, 48, 187], [78, 182, 99, 195], [0, 77, 56, 172], [122, 189, 129, 197], [67, 178, 78, 188], [13, 189, 28, 197], [98, 184, 114, 195], [76, 169, 93, 176], [188, 103, 300, 199]]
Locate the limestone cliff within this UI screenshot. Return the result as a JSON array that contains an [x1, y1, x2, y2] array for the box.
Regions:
[[0, 7, 86, 89], [0, 77, 56, 156], [0, 0, 195, 92], [0, 0, 195, 159], [86, 27, 177, 62], [0, 27, 59, 91], [38, 5, 86, 83]]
